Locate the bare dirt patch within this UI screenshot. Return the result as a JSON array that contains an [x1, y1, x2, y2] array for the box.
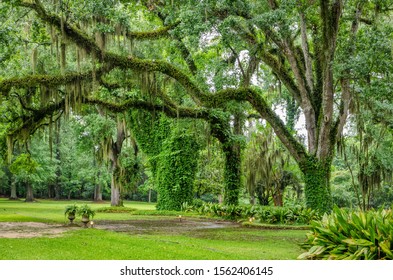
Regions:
[[94, 218, 239, 235], [0, 218, 239, 238], [0, 222, 79, 238]]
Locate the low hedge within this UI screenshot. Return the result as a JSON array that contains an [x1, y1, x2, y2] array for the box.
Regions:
[[182, 202, 320, 225]]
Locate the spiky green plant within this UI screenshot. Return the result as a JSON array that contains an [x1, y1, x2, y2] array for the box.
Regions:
[[299, 206, 393, 260]]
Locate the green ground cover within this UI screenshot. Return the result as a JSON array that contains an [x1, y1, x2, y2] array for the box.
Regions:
[[0, 199, 157, 223], [0, 199, 307, 260]]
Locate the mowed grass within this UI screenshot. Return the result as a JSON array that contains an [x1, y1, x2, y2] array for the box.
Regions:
[[0, 198, 156, 223], [0, 199, 308, 260], [0, 228, 306, 260]]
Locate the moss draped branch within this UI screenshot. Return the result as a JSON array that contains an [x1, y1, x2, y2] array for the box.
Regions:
[[126, 21, 180, 40], [8, 99, 65, 139], [85, 97, 211, 120], [15, 0, 309, 169], [211, 87, 308, 164], [0, 68, 106, 97], [19, 0, 206, 105]]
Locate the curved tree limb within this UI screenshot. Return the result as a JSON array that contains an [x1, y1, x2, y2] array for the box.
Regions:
[[0, 68, 107, 96], [125, 21, 180, 40], [19, 0, 207, 105], [211, 87, 308, 164], [8, 99, 65, 139], [85, 97, 211, 120]]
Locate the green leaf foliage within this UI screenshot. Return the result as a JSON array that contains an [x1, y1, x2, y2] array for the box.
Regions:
[[156, 128, 199, 211], [77, 204, 96, 219], [299, 206, 393, 260], [9, 153, 38, 176], [188, 202, 320, 224]]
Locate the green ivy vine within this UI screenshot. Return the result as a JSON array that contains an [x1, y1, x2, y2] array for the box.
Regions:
[[156, 128, 199, 210]]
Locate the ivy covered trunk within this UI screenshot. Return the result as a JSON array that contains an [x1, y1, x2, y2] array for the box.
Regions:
[[223, 145, 241, 205], [209, 114, 242, 206], [156, 130, 198, 211], [301, 158, 333, 213]]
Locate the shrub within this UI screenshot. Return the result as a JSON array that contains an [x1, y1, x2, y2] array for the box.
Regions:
[[299, 206, 393, 260], [187, 202, 319, 224], [96, 207, 136, 213], [180, 202, 194, 212]]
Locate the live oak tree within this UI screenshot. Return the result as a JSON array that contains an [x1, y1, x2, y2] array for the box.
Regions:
[[1, 0, 392, 212], [0, 0, 242, 207], [171, 0, 393, 212]]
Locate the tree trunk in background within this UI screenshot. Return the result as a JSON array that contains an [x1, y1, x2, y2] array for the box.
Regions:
[[48, 184, 56, 198], [25, 182, 34, 202], [54, 118, 61, 200], [9, 178, 18, 200], [273, 191, 283, 206], [218, 194, 223, 204], [93, 157, 103, 202], [94, 184, 103, 201], [249, 195, 255, 205], [109, 119, 126, 207], [110, 169, 122, 206]]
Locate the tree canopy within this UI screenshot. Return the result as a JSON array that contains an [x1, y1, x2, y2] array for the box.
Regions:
[[1, 0, 393, 212]]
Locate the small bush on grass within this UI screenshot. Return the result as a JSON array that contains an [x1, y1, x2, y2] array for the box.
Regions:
[[299, 206, 393, 260]]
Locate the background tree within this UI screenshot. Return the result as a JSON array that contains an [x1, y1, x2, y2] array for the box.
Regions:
[[244, 123, 301, 206], [9, 153, 39, 202]]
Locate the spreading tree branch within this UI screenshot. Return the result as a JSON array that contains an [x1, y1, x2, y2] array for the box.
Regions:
[[0, 68, 107, 96], [125, 21, 180, 40], [19, 0, 207, 105], [211, 87, 308, 164]]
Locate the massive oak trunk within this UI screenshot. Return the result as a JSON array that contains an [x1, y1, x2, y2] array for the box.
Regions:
[[210, 115, 242, 205], [222, 144, 241, 205], [221, 112, 243, 205], [301, 158, 333, 213]]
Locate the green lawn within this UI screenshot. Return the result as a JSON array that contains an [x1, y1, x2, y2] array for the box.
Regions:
[[0, 198, 156, 223], [0, 199, 308, 260]]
